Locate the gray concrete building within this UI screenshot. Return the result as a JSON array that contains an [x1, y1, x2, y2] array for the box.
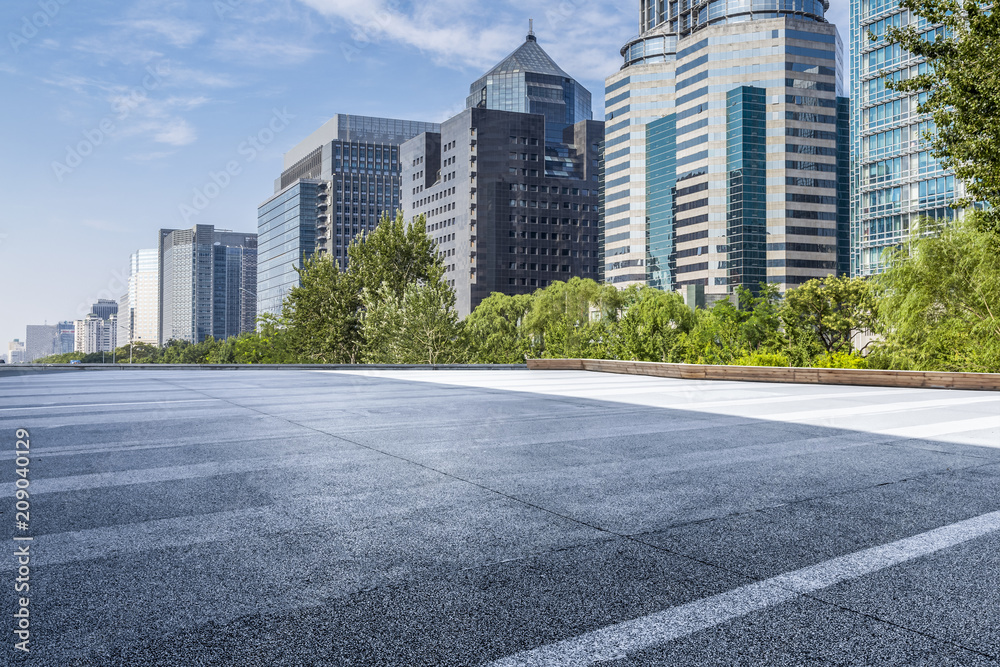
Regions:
[[605, 0, 850, 295], [258, 115, 439, 317], [159, 225, 257, 344], [24, 324, 59, 362], [401, 32, 604, 317]]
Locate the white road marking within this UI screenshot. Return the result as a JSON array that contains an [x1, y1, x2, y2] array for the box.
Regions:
[[877, 416, 1000, 441], [487, 509, 1000, 666], [327, 371, 1000, 448], [0, 399, 220, 412]]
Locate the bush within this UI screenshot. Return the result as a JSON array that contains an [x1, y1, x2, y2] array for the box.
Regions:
[[731, 352, 791, 367], [812, 352, 868, 369]]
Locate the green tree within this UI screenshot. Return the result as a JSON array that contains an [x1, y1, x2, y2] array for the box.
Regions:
[[279, 212, 447, 364], [348, 211, 441, 300], [463, 292, 534, 363], [612, 287, 695, 362], [233, 315, 295, 364], [282, 256, 362, 363], [680, 285, 784, 365], [523, 278, 624, 359], [362, 279, 463, 364], [780, 276, 879, 357], [872, 216, 1000, 372], [886, 0, 1000, 229]]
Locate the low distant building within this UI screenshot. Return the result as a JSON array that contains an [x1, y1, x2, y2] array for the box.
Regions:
[[7, 339, 25, 364], [75, 313, 118, 354], [74, 300, 119, 354], [25, 325, 59, 362], [57, 322, 75, 354]]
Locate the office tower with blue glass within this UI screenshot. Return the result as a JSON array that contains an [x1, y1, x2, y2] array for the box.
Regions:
[[257, 115, 439, 317], [606, 0, 850, 297], [158, 225, 257, 344], [401, 29, 604, 317], [850, 0, 958, 276]]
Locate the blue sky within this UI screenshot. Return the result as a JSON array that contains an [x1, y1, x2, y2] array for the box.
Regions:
[[0, 0, 850, 349]]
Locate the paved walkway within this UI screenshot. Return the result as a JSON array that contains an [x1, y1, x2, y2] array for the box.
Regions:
[[1, 369, 998, 665]]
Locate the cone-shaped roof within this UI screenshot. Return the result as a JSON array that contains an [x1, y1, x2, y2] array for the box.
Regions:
[[483, 33, 571, 79]]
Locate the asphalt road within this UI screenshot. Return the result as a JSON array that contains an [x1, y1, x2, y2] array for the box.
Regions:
[[1, 368, 999, 666]]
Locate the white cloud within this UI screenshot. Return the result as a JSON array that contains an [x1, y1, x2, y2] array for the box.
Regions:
[[114, 18, 206, 48], [0, 63, 17, 75], [295, 0, 634, 102], [213, 34, 323, 66]]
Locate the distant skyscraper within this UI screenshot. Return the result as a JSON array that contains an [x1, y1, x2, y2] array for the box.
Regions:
[[24, 325, 58, 362], [7, 339, 25, 364], [257, 114, 440, 317], [401, 31, 604, 317], [56, 322, 75, 355], [119, 249, 160, 346], [605, 0, 849, 296], [850, 0, 959, 276], [90, 299, 118, 320], [159, 225, 257, 343]]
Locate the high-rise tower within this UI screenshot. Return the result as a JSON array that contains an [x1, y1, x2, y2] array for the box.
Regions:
[[467, 23, 593, 145], [605, 0, 850, 296], [402, 32, 604, 317], [850, 0, 959, 276]]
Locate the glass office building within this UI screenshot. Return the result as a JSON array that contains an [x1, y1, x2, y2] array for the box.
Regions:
[[402, 33, 603, 317], [607, 0, 850, 296], [159, 225, 257, 344], [467, 27, 593, 146], [257, 181, 322, 317], [850, 0, 959, 276], [258, 115, 439, 317]]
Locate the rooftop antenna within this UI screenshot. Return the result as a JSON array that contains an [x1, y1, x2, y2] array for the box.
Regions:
[[528, 18, 536, 41]]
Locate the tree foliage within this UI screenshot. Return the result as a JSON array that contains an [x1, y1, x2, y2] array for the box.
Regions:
[[872, 216, 1000, 371], [886, 0, 1000, 230], [462, 293, 534, 364], [781, 276, 879, 356]]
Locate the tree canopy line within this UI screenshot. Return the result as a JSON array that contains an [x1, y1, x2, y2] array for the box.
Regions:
[[37, 0, 1000, 372]]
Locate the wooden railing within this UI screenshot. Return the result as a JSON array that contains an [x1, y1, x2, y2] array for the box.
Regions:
[[526, 359, 1000, 392]]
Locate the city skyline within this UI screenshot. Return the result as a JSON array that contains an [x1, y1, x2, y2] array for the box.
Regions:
[[0, 0, 850, 350]]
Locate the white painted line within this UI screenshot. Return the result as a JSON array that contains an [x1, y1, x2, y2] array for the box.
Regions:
[[0, 451, 330, 497], [877, 416, 1000, 442], [0, 399, 221, 412], [487, 509, 1000, 666], [762, 395, 1000, 422]]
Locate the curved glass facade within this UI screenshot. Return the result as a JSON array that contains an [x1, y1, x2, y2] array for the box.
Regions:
[[626, 0, 829, 67], [605, 2, 848, 292]]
